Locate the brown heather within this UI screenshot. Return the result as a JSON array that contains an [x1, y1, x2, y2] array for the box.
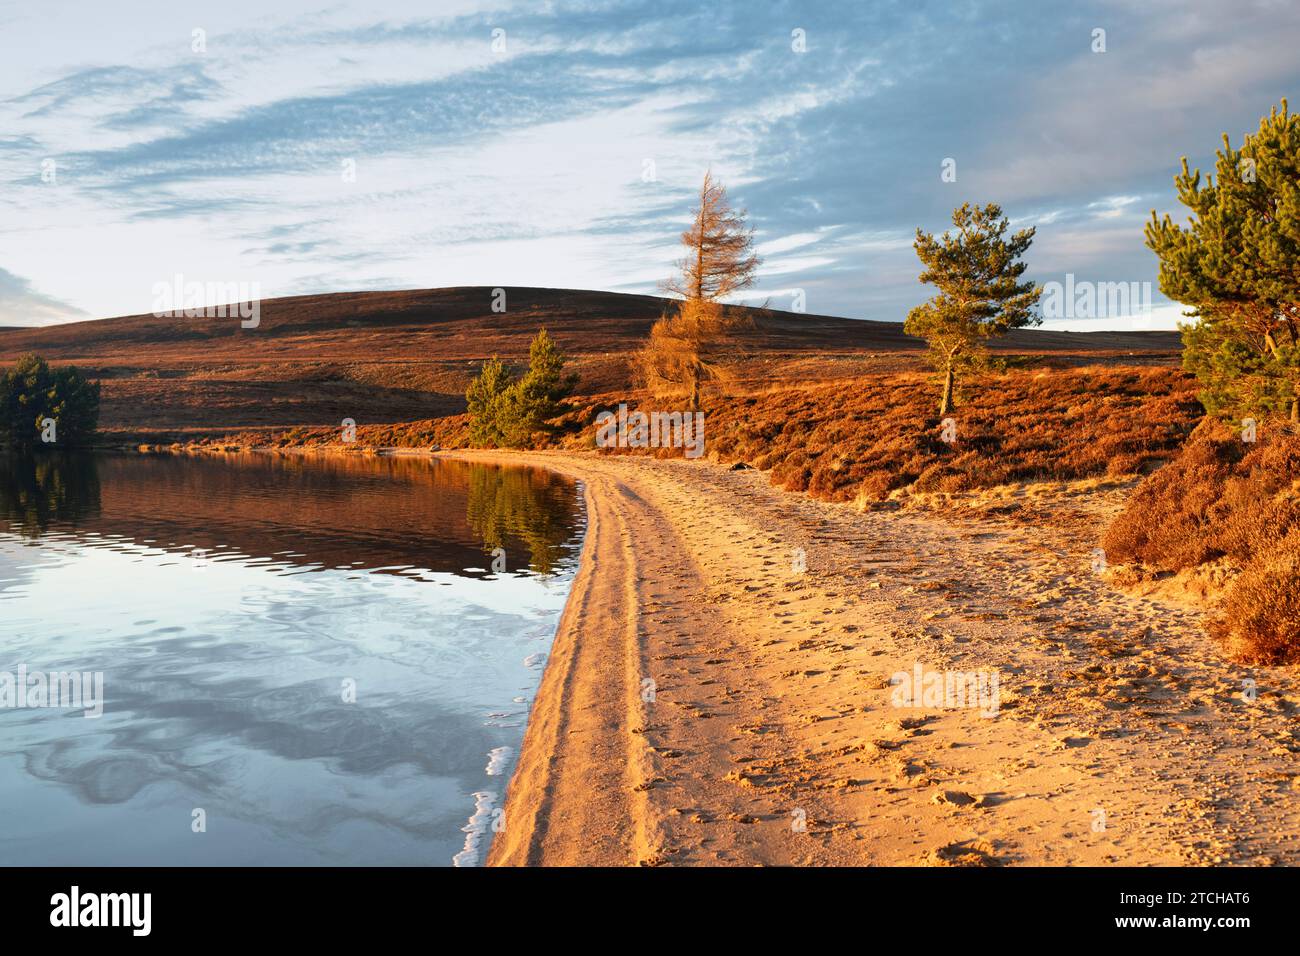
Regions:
[[214, 367, 1201, 506], [1103, 420, 1300, 663], [570, 366, 1198, 502], [709, 368, 1199, 501], [1217, 533, 1300, 664]]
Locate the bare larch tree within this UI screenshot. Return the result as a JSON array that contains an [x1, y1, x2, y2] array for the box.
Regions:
[[641, 171, 760, 409]]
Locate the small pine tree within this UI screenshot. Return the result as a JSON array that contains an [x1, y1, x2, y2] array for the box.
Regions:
[[465, 356, 512, 447], [500, 329, 578, 446], [0, 353, 101, 448], [1146, 100, 1300, 423], [904, 203, 1041, 415], [464, 330, 576, 448]]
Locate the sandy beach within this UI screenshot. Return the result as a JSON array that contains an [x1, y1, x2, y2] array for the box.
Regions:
[[457, 450, 1300, 867]]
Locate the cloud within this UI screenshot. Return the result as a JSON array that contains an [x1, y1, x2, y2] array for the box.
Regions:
[[10, 64, 223, 128], [0, 267, 89, 326], [0, 0, 1295, 326]]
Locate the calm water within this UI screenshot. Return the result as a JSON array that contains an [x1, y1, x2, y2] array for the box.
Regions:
[[0, 451, 584, 866]]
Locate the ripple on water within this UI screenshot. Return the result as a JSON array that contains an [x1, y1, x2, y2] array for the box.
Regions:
[[0, 451, 585, 865]]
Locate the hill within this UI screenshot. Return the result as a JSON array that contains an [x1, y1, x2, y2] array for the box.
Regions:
[[0, 287, 1183, 442]]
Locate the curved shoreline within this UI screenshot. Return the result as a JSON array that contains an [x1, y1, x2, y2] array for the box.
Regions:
[[119, 445, 1300, 866], [123, 443, 670, 863], [435, 450, 665, 865], [448, 450, 1300, 867]]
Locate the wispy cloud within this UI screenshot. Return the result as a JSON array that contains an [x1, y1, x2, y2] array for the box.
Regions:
[[0, 0, 1297, 325], [0, 267, 88, 326]]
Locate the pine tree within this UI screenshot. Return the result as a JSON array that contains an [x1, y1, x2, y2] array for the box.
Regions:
[[904, 203, 1041, 415], [465, 356, 512, 447], [0, 353, 101, 448], [500, 329, 577, 446], [1146, 100, 1300, 423], [464, 330, 575, 448]]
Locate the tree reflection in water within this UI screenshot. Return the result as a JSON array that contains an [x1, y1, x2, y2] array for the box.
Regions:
[[0, 453, 102, 537], [465, 463, 578, 576]]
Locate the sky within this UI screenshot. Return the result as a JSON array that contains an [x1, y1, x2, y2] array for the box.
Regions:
[[1, 0, 1297, 330]]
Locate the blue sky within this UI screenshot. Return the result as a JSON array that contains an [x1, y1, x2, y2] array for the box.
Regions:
[[1, 0, 1297, 329]]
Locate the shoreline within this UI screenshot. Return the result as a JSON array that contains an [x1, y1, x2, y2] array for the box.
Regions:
[[445, 450, 665, 865], [466, 450, 1300, 866], [110, 442, 665, 863], [89, 444, 1300, 865]]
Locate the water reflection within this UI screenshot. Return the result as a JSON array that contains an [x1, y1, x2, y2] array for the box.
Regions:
[[466, 464, 579, 575], [0, 453, 102, 536], [0, 451, 579, 579], [0, 451, 583, 866]]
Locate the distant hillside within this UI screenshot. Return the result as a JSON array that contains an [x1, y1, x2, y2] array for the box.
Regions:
[[0, 286, 1181, 360], [0, 287, 1184, 443]]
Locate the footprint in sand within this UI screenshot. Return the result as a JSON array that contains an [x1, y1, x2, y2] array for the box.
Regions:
[[931, 789, 977, 807], [928, 839, 1006, 867]]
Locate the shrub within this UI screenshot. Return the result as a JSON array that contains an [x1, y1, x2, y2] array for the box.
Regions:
[[1100, 421, 1244, 570], [1215, 532, 1300, 664], [1103, 420, 1300, 571], [1104, 419, 1300, 662], [0, 353, 101, 448]]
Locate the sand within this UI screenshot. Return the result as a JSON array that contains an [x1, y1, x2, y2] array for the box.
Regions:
[[442, 451, 1300, 867]]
